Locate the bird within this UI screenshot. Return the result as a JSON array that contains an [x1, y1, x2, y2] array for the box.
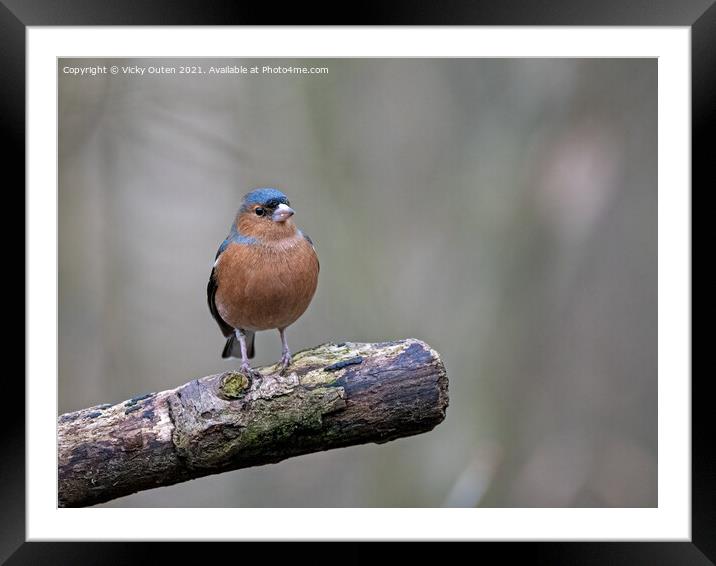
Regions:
[[207, 188, 319, 377]]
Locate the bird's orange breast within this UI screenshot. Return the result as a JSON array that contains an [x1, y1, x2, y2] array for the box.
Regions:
[[214, 235, 319, 332]]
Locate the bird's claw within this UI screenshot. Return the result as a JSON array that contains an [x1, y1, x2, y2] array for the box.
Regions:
[[240, 363, 261, 380], [278, 352, 292, 375]]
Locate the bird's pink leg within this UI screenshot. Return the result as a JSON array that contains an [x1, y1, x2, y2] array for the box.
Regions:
[[237, 329, 260, 378], [279, 328, 292, 373]]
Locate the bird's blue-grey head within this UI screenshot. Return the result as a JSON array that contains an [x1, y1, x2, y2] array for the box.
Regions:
[[240, 188, 294, 222]]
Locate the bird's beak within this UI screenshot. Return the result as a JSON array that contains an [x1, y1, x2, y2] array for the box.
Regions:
[[272, 203, 295, 222]]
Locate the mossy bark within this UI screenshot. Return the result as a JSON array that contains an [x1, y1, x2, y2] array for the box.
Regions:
[[58, 338, 449, 507]]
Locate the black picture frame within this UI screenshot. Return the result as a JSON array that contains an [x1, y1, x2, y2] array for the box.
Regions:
[[7, 1, 706, 563]]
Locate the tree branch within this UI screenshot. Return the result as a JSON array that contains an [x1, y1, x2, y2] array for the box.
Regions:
[[58, 338, 449, 507]]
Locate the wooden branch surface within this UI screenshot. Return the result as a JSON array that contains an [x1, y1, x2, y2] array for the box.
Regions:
[[58, 339, 449, 507]]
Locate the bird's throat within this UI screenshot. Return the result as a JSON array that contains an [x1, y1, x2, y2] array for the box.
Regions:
[[237, 213, 297, 242]]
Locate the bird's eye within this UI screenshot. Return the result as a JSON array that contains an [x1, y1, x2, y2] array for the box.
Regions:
[[255, 207, 265, 217]]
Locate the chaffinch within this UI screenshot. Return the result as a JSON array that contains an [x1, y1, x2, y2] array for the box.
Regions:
[[208, 188, 319, 376]]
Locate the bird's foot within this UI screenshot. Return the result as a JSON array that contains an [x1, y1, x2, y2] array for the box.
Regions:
[[278, 351, 292, 375], [240, 362, 262, 380]]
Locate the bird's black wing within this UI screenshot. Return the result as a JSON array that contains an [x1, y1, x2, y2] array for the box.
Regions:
[[208, 264, 235, 338]]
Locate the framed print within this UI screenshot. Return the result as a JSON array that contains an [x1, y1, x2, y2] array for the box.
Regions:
[[9, 0, 706, 563]]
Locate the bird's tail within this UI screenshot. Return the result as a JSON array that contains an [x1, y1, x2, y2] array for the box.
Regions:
[[221, 331, 255, 359]]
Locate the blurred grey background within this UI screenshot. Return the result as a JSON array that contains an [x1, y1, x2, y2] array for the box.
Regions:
[[58, 58, 656, 507]]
